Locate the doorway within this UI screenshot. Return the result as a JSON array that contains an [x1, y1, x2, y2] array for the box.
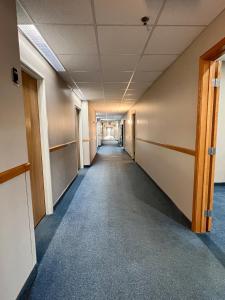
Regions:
[[22, 71, 46, 227], [132, 113, 136, 159], [75, 107, 80, 170], [193, 37, 225, 233], [121, 123, 124, 147]]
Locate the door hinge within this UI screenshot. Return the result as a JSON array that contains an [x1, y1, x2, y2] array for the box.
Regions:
[[204, 210, 213, 218], [208, 147, 216, 156], [212, 78, 220, 88]]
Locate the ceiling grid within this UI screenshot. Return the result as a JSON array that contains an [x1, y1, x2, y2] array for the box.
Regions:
[[16, 0, 225, 115]]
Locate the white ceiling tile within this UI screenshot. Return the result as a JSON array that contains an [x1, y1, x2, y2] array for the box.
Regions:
[[98, 26, 149, 54], [105, 92, 124, 98], [77, 82, 102, 89], [125, 89, 143, 98], [58, 55, 100, 71], [158, 0, 225, 26], [83, 92, 104, 100], [20, 0, 93, 24], [133, 71, 161, 82], [102, 71, 132, 82], [129, 82, 151, 89], [71, 71, 102, 82], [37, 25, 98, 54], [137, 54, 178, 71], [16, 1, 33, 24], [101, 55, 139, 71], [145, 26, 204, 54], [104, 82, 128, 89], [94, 0, 164, 25]]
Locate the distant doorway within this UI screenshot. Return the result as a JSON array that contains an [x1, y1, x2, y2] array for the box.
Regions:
[[75, 107, 81, 170], [132, 113, 136, 159], [22, 71, 46, 227]]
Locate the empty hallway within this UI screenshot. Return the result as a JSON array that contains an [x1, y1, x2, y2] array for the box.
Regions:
[[28, 145, 225, 299], [3, 1, 225, 299]]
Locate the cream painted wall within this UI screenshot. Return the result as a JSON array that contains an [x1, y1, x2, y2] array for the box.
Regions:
[[18, 33, 82, 204], [0, 1, 36, 299], [125, 9, 225, 221], [124, 114, 135, 159], [88, 103, 97, 163], [215, 62, 225, 183]]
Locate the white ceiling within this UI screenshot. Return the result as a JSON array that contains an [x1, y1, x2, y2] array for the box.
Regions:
[[17, 0, 225, 115]]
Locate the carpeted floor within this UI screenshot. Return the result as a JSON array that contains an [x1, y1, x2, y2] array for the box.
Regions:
[[198, 184, 225, 269], [29, 145, 225, 299]]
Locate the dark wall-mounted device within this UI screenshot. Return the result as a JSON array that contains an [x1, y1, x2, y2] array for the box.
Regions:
[[141, 16, 150, 26], [12, 67, 19, 85]]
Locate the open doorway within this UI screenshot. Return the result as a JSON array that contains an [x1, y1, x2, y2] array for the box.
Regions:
[[193, 37, 225, 236], [22, 70, 46, 227], [75, 107, 81, 170], [131, 113, 136, 160]]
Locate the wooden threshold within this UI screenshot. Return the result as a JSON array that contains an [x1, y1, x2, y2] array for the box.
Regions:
[[136, 138, 196, 156], [0, 163, 30, 184]]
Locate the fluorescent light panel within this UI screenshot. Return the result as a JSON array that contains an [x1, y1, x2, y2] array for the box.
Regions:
[[18, 24, 65, 72]]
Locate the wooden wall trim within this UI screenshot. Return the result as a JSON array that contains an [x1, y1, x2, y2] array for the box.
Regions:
[[136, 138, 196, 156], [49, 140, 78, 152], [82, 137, 96, 142], [0, 163, 30, 184]]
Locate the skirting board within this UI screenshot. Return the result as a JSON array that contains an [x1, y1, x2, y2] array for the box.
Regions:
[[16, 264, 37, 300]]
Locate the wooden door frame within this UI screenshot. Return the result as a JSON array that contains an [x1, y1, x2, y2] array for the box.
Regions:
[[192, 37, 225, 233], [21, 62, 53, 215]]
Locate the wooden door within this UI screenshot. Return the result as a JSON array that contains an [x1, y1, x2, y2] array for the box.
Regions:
[[22, 71, 45, 227], [75, 108, 80, 170], [205, 61, 222, 231]]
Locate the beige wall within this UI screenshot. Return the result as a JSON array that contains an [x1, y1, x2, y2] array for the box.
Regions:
[[215, 62, 225, 183], [19, 33, 82, 204], [88, 103, 97, 163], [0, 1, 36, 299], [125, 9, 225, 221]]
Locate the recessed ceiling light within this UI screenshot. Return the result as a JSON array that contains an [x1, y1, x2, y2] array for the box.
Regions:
[[18, 24, 65, 72]]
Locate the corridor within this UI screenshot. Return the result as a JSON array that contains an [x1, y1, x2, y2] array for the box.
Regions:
[[29, 145, 225, 300]]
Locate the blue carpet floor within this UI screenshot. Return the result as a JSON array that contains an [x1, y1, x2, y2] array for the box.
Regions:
[[29, 145, 225, 299], [199, 184, 225, 269]]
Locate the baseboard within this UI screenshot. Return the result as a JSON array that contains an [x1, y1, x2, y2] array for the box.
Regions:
[[16, 264, 38, 300], [84, 164, 90, 168], [215, 182, 225, 186]]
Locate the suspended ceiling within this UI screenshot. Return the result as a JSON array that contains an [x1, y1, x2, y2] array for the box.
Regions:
[[17, 0, 225, 115]]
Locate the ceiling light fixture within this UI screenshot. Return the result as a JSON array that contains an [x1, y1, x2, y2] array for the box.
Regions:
[[18, 24, 65, 72]]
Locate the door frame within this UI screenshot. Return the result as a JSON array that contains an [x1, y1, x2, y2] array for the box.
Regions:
[[74, 105, 83, 169], [76, 105, 84, 169], [192, 37, 225, 233], [132, 113, 136, 159], [21, 62, 53, 215]]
